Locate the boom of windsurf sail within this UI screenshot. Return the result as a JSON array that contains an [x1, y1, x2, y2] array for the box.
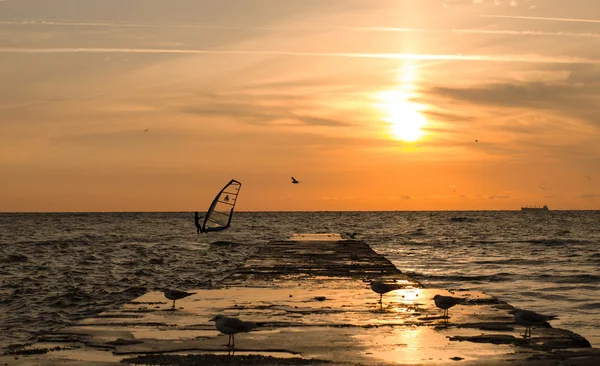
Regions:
[[201, 179, 242, 233]]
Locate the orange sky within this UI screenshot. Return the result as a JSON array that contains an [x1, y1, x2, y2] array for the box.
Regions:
[[1, 0, 599, 211]]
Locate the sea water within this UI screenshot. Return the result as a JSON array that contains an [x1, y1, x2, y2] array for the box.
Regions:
[[1, 211, 599, 347]]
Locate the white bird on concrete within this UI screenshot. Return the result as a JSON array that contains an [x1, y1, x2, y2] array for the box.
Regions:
[[433, 294, 466, 318], [210, 314, 257, 347], [510, 309, 558, 338], [163, 288, 195, 309], [370, 281, 403, 310]]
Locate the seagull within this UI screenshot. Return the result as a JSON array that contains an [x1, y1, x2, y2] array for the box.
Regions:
[[210, 315, 257, 348], [510, 309, 558, 338], [291, 177, 299, 184], [143, 129, 148, 132], [370, 281, 403, 310], [163, 288, 195, 309], [475, 139, 478, 143], [433, 294, 466, 318]]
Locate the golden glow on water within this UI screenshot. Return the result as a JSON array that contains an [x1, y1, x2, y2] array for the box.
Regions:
[[374, 61, 427, 143]]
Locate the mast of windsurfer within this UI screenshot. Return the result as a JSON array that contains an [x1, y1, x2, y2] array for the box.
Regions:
[[194, 212, 204, 234]]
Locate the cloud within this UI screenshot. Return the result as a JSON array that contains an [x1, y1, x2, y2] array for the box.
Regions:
[[177, 92, 355, 128], [580, 194, 600, 199], [55, 129, 191, 145], [481, 15, 600, 24], [321, 196, 356, 201], [488, 194, 510, 199], [0, 48, 598, 65], [424, 68, 600, 126], [297, 116, 356, 127], [385, 195, 412, 200], [442, 0, 534, 7], [4, 20, 600, 39]]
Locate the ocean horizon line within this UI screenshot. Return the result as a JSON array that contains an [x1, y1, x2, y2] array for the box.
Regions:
[[1, 209, 598, 214]]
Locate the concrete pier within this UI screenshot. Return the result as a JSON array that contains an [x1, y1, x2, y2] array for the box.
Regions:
[[2, 234, 598, 365]]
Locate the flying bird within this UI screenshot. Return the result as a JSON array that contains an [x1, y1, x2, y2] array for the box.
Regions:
[[210, 315, 257, 347], [433, 294, 466, 318], [163, 288, 195, 309], [510, 309, 558, 338], [291, 177, 299, 184], [143, 129, 148, 132], [370, 281, 403, 310]]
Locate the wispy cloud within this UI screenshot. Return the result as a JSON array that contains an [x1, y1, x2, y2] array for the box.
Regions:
[[443, 0, 533, 7], [580, 194, 600, 199], [488, 194, 510, 199], [481, 14, 600, 24], [0, 20, 328, 31], [0, 47, 598, 64], [173, 90, 356, 128], [3, 20, 600, 38], [424, 77, 600, 126]]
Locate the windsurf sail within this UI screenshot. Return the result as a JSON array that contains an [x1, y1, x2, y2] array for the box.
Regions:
[[201, 179, 242, 233]]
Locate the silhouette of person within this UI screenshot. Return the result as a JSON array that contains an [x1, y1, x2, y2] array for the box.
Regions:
[[194, 212, 204, 234]]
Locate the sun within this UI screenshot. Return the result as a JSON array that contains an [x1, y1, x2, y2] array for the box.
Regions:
[[375, 90, 427, 143], [373, 60, 428, 143]]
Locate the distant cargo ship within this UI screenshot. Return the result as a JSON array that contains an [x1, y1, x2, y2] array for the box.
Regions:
[[521, 205, 549, 212]]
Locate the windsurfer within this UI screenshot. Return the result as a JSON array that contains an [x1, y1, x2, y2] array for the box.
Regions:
[[194, 212, 204, 234]]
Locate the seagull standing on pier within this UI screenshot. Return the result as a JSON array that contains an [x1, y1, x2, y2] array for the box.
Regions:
[[433, 294, 466, 319], [210, 315, 257, 348], [510, 309, 558, 338], [370, 281, 403, 310], [163, 288, 195, 309]]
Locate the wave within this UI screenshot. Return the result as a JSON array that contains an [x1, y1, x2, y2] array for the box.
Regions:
[[210, 240, 244, 246], [537, 274, 600, 284], [519, 239, 594, 246], [403, 272, 515, 283], [471, 258, 544, 265], [6, 254, 28, 263], [576, 302, 600, 310], [450, 217, 478, 223], [13, 233, 175, 247]]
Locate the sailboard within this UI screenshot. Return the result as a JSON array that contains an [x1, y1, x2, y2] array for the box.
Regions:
[[200, 179, 242, 233]]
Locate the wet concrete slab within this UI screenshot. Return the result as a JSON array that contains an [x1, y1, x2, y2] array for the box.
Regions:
[[2, 235, 598, 365]]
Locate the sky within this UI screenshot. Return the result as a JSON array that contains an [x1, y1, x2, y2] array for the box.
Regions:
[[1, 0, 599, 211]]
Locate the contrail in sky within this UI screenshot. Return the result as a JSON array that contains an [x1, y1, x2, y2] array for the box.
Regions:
[[0, 47, 597, 64], [2, 20, 600, 38], [481, 14, 600, 24]]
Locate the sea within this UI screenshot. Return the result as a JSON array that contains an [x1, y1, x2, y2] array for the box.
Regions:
[[1, 211, 599, 349]]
